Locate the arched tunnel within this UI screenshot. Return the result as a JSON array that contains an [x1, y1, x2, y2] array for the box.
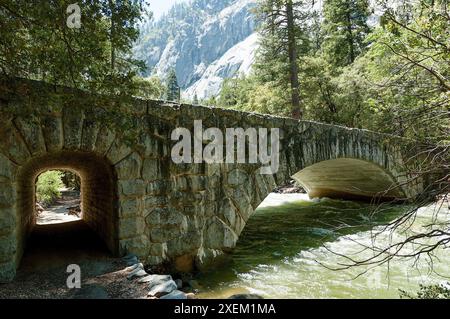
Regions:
[[292, 158, 406, 201], [15, 151, 118, 265]]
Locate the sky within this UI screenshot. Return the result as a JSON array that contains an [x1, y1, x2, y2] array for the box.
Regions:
[[149, 0, 189, 20]]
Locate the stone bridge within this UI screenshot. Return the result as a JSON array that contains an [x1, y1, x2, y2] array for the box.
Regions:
[[0, 78, 425, 282]]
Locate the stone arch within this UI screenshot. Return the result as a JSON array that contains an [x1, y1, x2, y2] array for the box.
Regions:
[[292, 158, 406, 201], [205, 154, 409, 267], [0, 105, 135, 282], [16, 151, 119, 258], [0, 149, 120, 282]]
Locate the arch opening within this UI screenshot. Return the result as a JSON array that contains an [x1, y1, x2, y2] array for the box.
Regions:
[[292, 158, 406, 201], [35, 169, 82, 225], [16, 151, 119, 266]]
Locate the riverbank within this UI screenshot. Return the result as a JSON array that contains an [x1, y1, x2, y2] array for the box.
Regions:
[[273, 181, 306, 194]]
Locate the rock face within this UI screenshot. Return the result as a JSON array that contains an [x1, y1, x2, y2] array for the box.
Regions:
[[183, 33, 258, 100], [0, 77, 429, 282], [134, 0, 257, 100]]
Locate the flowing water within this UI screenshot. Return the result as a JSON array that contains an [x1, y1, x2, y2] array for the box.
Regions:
[[197, 194, 450, 299]]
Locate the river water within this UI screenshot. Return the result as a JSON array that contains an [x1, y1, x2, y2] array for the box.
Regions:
[[197, 194, 449, 299]]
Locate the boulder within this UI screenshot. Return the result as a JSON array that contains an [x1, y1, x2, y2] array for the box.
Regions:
[[125, 262, 143, 272], [123, 254, 139, 266], [160, 290, 187, 300], [139, 274, 172, 284], [127, 269, 148, 280], [148, 280, 178, 298]]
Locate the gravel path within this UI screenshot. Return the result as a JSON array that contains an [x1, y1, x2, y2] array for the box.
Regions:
[[37, 189, 82, 225]]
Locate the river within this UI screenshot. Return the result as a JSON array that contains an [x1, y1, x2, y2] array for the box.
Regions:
[[196, 194, 449, 299]]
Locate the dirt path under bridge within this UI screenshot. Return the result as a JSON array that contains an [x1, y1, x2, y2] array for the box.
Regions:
[[0, 220, 148, 299]]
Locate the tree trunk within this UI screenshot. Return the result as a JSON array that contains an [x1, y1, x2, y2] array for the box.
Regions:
[[345, 3, 355, 64], [109, 0, 116, 70], [286, 0, 302, 119]]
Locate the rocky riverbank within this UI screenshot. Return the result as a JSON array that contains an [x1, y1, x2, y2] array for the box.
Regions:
[[273, 180, 306, 194]]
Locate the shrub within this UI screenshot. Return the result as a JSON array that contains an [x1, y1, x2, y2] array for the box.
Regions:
[[36, 170, 64, 206], [400, 283, 450, 299]]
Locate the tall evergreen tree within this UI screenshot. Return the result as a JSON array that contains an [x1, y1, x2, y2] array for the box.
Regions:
[[193, 92, 199, 105], [166, 69, 180, 102], [322, 0, 371, 68], [255, 0, 311, 119]]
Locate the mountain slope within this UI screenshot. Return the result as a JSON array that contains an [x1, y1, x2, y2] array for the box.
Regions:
[[134, 0, 258, 100], [184, 32, 258, 100]]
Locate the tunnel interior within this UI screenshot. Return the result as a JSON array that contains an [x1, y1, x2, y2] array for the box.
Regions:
[[292, 158, 406, 201], [16, 151, 119, 266]]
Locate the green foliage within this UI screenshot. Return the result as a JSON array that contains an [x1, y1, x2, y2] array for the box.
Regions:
[[218, 76, 290, 116], [166, 69, 180, 102], [193, 93, 199, 105], [322, 0, 372, 68], [218, 0, 449, 143], [253, 0, 311, 117], [61, 171, 81, 191], [0, 1, 148, 94], [400, 283, 450, 299], [36, 171, 64, 206], [134, 76, 165, 100], [0, 1, 167, 146]]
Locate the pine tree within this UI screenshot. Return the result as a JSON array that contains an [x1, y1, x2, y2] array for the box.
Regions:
[[322, 0, 371, 68], [255, 0, 311, 119], [193, 92, 199, 105], [166, 69, 180, 102]]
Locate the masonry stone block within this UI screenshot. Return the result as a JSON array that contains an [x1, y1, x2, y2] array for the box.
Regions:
[[0, 122, 30, 164], [0, 233, 16, 263], [81, 118, 101, 152], [144, 196, 168, 209], [147, 180, 169, 195], [0, 154, 15, 181], [42, 115, 64, 152], [119, 198, 143, 218], [14, 117, 46, 156], [0, 182, 15, 208], [119, 217, 145, 239], [63, 107, 84, 149], [94, 126, 115, 155], [204, 217, 238, 251], [119, 235, 149, 258], [0, 260, 15, 283], [107, 138, 132, 165], [116, 152, 142, 179], [149, 243, 168, 257], [119, 180, 145, 196], [143, 158, 163, 181], [0, 207, 15, 236]]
